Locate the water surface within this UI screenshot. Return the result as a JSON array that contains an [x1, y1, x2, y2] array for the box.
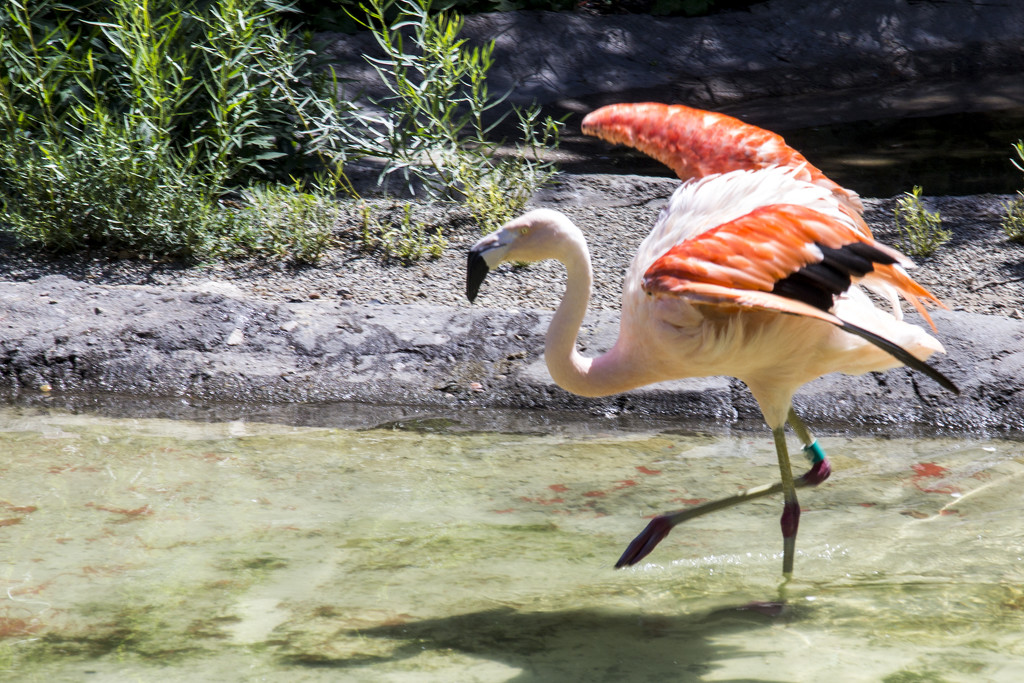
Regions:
[[2, 405, 1023, 681]]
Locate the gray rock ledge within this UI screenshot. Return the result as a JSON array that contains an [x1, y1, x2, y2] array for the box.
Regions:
[[1, 275, 1021, 437]]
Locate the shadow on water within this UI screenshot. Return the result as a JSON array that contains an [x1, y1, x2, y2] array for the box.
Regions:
[[284, 603, 791, 681]]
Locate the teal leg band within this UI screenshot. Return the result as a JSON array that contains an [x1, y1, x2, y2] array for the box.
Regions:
[[802, 440, 826, 465]]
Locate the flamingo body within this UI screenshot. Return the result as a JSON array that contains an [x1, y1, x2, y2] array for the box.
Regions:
[[467, 103, 957, 574]]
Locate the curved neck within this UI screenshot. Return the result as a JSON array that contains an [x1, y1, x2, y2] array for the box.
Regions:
[[543, 232, 642, 398]]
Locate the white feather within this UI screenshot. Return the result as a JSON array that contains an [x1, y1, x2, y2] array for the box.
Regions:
[[625, 166, 859, 301]]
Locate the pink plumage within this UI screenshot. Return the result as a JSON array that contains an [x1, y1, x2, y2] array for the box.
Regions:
[[467, 103, 957, 575]]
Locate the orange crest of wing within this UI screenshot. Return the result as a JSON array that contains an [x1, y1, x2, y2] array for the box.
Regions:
[[582, 102, 796, 179], [582, 103, 863, 213]]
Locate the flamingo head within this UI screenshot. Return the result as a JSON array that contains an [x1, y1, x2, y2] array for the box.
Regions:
[[466, 209, 580, 302]]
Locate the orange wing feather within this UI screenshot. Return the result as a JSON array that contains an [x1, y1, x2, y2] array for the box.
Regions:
[[643, 204, 943, 327], [582, 102, 864, 214]]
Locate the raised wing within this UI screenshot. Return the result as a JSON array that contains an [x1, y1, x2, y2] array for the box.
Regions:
[[582, 102, 863, 214], [643, 204, 956, 392]]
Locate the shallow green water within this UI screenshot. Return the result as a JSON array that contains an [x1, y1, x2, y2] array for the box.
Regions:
[[2, 405, 1024, 682]]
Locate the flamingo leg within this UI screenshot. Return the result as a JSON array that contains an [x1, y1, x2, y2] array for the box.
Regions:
[[615, 478, 786, 568], [615, 412, 833, 569], [788, 408, 832, 486], [773, 426, 800, 576], [789, 409, 814, 444]]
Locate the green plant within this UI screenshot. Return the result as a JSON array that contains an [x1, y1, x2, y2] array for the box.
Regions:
[[1010, 140, 1024, 176], [359, 202, 447, 262], [0, 0, 351, 259], [1001, 140, 1024, 243], [1002, 197, 1024, 243], [237, 181, 343, 262], [340, 0, 493, 194], [0, 0, 563, 262], [0, 123, 238, 256], [341, 0, 561, 222], [893, 185, 950, 257], [0, 125, 341, 262], [1, 0, 343, 182], [453, 108, 561, 232]]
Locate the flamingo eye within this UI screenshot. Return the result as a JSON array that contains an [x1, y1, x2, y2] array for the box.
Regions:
[[519, 227, 530, 236]]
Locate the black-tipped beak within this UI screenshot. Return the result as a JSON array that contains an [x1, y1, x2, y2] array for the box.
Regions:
[[466, 249, 490, 302]]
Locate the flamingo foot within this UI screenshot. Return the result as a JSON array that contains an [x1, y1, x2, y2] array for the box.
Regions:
[[799, 457, 831, 486], [799, 440, 831, 486], [615, 515, 673, 568]]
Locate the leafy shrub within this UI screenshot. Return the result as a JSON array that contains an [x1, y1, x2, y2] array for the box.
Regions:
[[339, 0, 562, 224], [893, 185, 950, 257], [237, 182, 343, 262], [0, 126, 239, 256], [8, 0, 348, 180], [359, 202, 448, 262], [0, 122, 344, 261], [1002, 197, 1024, 243], [1001, 141, 1024, 243], [0, 0, 562, 261], [0, 0, 348, 259]]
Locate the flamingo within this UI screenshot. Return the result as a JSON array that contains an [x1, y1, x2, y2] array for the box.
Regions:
[[465, 103, 958, 576]]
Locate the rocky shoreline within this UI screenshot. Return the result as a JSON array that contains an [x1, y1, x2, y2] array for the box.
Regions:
[[1, 174, 1022, 436], [0, 276, 1022, 438]]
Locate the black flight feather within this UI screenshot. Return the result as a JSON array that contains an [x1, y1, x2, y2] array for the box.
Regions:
[[770, 241, 958, 394], [838, 320, 959, 394]]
